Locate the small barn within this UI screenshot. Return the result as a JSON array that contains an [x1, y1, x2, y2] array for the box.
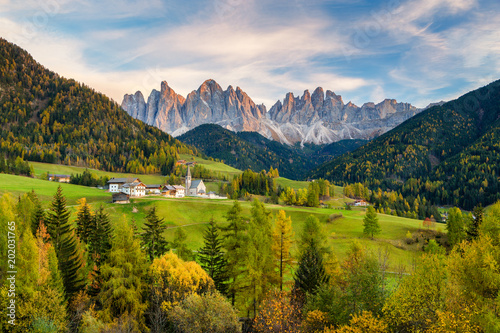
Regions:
[[112, 192, 130, 204]]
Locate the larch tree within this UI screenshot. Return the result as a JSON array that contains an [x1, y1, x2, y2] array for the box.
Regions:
[[363, 206, 381, 239], [29, 190, 45, 237], [446, 207, 466, 247], [198, 218, 228, 295], [244, 199, 276, 317], [172, 227, 192, 261], [141, 206, 169, 261], [99, 217, 148, 331], [46, 185, 84, 297], [272, 210, 294, 291], [220, 200, 248, 305]]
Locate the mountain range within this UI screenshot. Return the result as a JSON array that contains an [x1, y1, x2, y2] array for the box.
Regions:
[[122, 80, 422, 145]]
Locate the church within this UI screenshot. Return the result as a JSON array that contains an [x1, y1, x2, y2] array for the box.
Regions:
[[185, 166, 206, 196]]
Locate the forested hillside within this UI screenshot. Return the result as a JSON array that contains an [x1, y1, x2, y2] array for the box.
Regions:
[[0, 38, 197, 174], [178, 124, 366, 179], [311, 80, 500, 209]]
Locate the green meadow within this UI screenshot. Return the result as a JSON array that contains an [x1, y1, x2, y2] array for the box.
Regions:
[[1, 172, 433, 272]]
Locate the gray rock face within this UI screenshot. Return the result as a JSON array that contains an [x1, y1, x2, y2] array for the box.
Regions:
[[121, 80, 422, 145]]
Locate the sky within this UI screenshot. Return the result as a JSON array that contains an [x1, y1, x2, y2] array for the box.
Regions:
[[1, 0, 500, 108]]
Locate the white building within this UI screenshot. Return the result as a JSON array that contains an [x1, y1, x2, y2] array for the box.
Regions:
[[107, 178, 146, 197], [173, 185, 186, 198], [145, 184, 162, 195]]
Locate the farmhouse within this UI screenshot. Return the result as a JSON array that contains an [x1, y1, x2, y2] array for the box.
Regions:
[[145, 184, 162, 195], [185, 166, 206, 196], [107, 178, 146, 197], [353, 200, 369, 207], [162, 185, 186, 198], [48, 174, 71, 183]]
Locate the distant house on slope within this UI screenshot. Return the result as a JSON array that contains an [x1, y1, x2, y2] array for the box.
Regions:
[[162, 185, 186, 198], [48, 174, 71, 183], [185, 166, 206, 196]]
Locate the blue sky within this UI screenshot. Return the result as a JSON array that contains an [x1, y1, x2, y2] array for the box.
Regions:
[[1, 0, 499, 108]]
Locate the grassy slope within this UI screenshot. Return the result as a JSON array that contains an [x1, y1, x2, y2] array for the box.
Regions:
[[2, 173, 430, 270]]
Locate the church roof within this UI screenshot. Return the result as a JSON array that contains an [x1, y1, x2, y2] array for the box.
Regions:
[[190, 179, 203, 189]]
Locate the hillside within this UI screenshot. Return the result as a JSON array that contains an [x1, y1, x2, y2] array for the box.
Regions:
[[0, 38, 196, 174], [311, 80, 500, 210], [178, 124, 311, 179], [178, 124, 366, 179]]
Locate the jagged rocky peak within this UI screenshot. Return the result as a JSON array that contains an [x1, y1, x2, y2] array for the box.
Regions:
[[121, 80, 422, 145]]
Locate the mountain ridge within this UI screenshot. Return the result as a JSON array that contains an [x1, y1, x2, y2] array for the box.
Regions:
[[122, 80, 422, 145]]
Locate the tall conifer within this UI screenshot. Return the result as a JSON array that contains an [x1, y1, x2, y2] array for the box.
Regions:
[[46, 185, 84, 297]]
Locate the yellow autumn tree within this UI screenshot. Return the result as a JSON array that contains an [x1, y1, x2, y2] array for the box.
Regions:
[[149, 251, 214, 311], [253, 290, 301, 333], [325, 311, 388, 333], [272, 210, 294, 290]]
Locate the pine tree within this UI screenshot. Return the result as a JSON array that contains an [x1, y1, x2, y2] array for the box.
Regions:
[[294, 241, 329, 295], [363, 206, 381, 239], [89, 205, 113, 266], [467, 204, 484, 241], [46, 185, 84, 297], [198, 219, 228, 295], [75, 198, 93, 244], [272, 210, 294, 291], [141, 206, 169, 261]]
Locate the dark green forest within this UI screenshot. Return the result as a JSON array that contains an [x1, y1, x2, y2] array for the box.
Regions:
[[311, 80, 500, 210], [0, 38, 197, 175], [178, 124, 366, 180]]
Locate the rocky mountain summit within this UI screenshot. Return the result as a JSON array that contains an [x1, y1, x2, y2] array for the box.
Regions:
[[122, 80, 421, 145]]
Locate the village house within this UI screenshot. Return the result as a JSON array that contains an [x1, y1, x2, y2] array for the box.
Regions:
[[173, 185, 185, 197], [145, 184, 162, 195], [162, 185, 186, 198], [107, 178, 146, 197], [185, 166, 206, 196], [48, 174, 71, 183]]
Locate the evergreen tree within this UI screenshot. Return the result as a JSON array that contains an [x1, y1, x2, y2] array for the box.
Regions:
[[221, 201, 248, 305], [141, 206, 169, 261], [89, 205, 113, 266], [363, 206, 381, 239], [467, 204, 484, 241], [272, 210, 294, 291], [46, 186, 84, 297], [198, 219, 228, 295], [75, 198, 93, 244], [294, 241, 329, 295]]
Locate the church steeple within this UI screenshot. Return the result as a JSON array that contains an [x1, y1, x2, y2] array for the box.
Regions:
[[186, 165, 192, 190]]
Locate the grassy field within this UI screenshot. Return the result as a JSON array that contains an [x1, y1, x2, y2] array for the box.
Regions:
[[178, 154, 243, 178], [1, 172, 433, 272]]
